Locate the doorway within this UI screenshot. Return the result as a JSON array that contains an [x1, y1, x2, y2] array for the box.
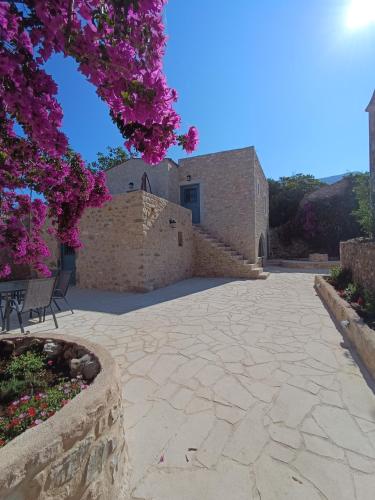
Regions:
[[180, 184, 200, 224], [61, 244, 76, 285]]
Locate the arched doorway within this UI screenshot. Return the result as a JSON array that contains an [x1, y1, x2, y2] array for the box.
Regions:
[[258, 233, 266, 259]]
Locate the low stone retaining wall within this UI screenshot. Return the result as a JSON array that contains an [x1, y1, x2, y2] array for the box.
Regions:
[[268, 259, 339, 270], [340, 238, 375, 292], [0, 333, 128, 500], [315, 275, 375, 378]]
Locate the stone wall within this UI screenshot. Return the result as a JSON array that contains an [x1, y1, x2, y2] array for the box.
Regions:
[[340, 238, 375, 292], [254, 152, 269, 259], [141, 192, 193, 290], [179, 147, 263, 262], [105, 158, 179, 203], [0, 333, 128, 500], [76, 191, 193, 292]]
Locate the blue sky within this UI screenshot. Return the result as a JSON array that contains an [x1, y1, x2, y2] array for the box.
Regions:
[[45, 0, 375, 179]]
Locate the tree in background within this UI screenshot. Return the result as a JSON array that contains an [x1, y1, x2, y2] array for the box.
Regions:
[[352, 172, 375, 237], [88, 146, 130, 172], [268, 174, 323, 228], [0, 1, 198, 277]]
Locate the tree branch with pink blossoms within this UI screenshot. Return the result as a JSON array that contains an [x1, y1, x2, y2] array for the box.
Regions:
[[0, 0, 197, 278]]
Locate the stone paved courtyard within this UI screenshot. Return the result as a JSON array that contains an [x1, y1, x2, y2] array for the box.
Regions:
[[12, 269, 375, 499]]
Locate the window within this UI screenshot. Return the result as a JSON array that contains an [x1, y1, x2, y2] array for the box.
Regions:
[[178, 231, 183, 247], [257, 182, 260, 195], [264, 197, 267, 214]]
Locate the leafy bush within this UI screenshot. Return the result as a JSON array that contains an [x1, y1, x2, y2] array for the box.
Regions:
[[363, 290, 375, 316], [6, 352, 45, 378], [344, 283, 361, 303], [329, 266, 352, 290], [1, 352, 49, 403], [352, 172, 374, 237], [269, 174, 323, 228]]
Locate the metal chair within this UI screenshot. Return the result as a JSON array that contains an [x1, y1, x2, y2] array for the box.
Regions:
[[52, 270, 74, 314], [9, 277, 58, 333]]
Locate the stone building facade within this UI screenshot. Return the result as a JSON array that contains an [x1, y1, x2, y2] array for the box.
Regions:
[[105, 147, 269, 265], [77, 191, 193, 292], [366, 90, 375, 223], [20, 147, 269, 292], [178, 147, 269, 263]]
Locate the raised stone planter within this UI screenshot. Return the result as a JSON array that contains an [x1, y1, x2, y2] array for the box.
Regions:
[[315, 275, 375, 378], [0, 333, 128, 500]]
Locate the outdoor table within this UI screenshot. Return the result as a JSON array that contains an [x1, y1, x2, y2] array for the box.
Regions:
[[0, 280, 28, 332]]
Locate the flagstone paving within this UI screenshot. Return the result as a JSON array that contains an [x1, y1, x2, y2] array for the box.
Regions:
[[14, 270, 375, 499]]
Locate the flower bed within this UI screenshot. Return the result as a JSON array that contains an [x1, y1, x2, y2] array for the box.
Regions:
[[315, 275, 375, 379], [0, 334, 128, 500], [327, 266, 375, 330], [0, 344, 92, 447]]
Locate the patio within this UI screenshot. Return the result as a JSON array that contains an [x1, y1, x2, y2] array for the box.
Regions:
[[5, 269, 375, 500]]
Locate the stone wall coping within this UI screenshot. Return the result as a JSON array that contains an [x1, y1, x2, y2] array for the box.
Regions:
[[0, 332, 121, 492], [315, 275, 375, 378], [110, 189, 191, 215], [341, 237, 375, 246], [178, 146, 255, 164], [268, 259, 340, 269]]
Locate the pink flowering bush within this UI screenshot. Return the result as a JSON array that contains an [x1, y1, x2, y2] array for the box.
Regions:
[[0, 1, 197, 277]]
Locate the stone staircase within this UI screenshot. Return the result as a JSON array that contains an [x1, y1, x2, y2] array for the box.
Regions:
[[193, 225, 269, 280]]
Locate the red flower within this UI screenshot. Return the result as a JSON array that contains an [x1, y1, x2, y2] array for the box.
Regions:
[[47, 360, 53, 366], [358, 296, 365, 306], [11, 418, 20, 427], [0, 439, 5, 447], [27, 408, 36, 418]]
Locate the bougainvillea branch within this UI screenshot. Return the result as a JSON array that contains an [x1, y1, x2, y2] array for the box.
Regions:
[[0, 0, 198, 277]]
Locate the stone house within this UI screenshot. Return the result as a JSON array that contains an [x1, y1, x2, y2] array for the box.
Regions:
[[47, 147, 270, 292]]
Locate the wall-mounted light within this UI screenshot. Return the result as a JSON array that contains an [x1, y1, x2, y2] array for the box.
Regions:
[[169, 218, 177, 228], [128, 182, 134, 191], [186, 175, 191, 182]]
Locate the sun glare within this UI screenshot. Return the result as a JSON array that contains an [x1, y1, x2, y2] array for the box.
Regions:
[[346, 0, 375, 29]]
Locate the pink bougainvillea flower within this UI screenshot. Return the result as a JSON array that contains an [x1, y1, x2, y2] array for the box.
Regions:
[[0, 0, 197, 275]]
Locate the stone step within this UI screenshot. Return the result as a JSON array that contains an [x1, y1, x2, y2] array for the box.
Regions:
[[193, 225, 268, 280]]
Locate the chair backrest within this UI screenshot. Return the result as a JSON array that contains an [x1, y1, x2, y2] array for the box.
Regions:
[[54, 270, 72, 297], [22, 277, 56, 312]]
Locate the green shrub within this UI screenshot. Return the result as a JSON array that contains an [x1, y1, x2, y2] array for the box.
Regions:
[[344, 283, 361, 303], [0, 379, 29, 404], [352, 172, 375, 237], [1, 352, 48, 403], [364, 290, 375, 316], [6, 352, 45, 378], [329, 266, 352, 289]]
